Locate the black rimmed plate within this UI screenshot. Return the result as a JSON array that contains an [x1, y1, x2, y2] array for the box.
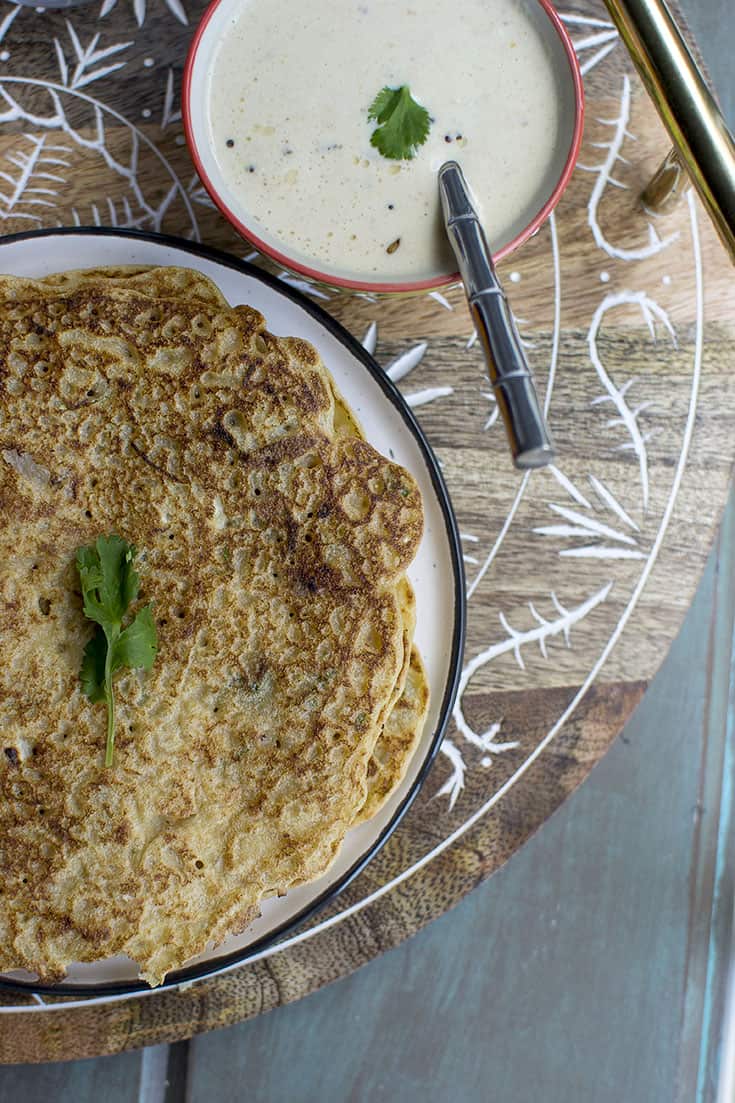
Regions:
[[0, 228, 465, 998]]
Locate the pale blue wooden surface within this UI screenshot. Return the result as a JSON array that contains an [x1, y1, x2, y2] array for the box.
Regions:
[[1, 0, 733, 1098]]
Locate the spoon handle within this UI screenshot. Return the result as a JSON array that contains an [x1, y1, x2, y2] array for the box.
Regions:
[[438, 160, 555, 470]]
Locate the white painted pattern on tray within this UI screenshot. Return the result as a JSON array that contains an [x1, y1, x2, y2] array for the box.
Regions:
[[577, 74, 680, 261], [0, 76, 198, 238], [99, 0, 188, 28], [559, 11, 619, 76]]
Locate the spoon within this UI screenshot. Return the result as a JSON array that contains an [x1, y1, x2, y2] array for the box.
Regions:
[[438, 160, 555, 470]]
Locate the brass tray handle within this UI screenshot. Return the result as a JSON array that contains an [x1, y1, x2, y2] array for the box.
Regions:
[[601, 0, 735, 261]]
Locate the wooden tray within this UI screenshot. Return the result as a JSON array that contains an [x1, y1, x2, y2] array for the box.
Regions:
[[0, 0, 732, 1062]]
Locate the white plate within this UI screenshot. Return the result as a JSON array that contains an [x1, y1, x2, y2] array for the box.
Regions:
[[0, 228, 464, 995]]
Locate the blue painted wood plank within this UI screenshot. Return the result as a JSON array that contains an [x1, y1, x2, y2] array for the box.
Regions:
[[0, 1050, 143, 1101]]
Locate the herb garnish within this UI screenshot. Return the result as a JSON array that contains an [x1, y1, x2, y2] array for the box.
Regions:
[[367, 85, 431, 161], [76, 535, 158, 767]]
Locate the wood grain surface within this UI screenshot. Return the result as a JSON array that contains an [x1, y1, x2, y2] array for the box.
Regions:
[[0, 0, 733, 1064]]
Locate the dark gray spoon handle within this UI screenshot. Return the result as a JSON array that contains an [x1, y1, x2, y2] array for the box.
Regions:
[[438, 160, 555, 470]]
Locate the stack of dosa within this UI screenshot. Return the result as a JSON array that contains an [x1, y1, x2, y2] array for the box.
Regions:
[[0, 266, 429, 985]]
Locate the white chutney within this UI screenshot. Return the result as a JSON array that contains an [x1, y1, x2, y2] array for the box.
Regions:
[[206, 0, 575, 283]]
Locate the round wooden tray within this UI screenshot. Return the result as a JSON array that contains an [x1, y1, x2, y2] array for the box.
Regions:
[[1, 0, 733, 1063]]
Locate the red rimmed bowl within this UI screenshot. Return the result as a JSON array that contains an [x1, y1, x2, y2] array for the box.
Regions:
[[183, 0, 584, 295]]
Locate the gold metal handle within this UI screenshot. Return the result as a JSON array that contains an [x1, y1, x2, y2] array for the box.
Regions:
[[601, 0, 735, 261], [641, 147, 685, 212]]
